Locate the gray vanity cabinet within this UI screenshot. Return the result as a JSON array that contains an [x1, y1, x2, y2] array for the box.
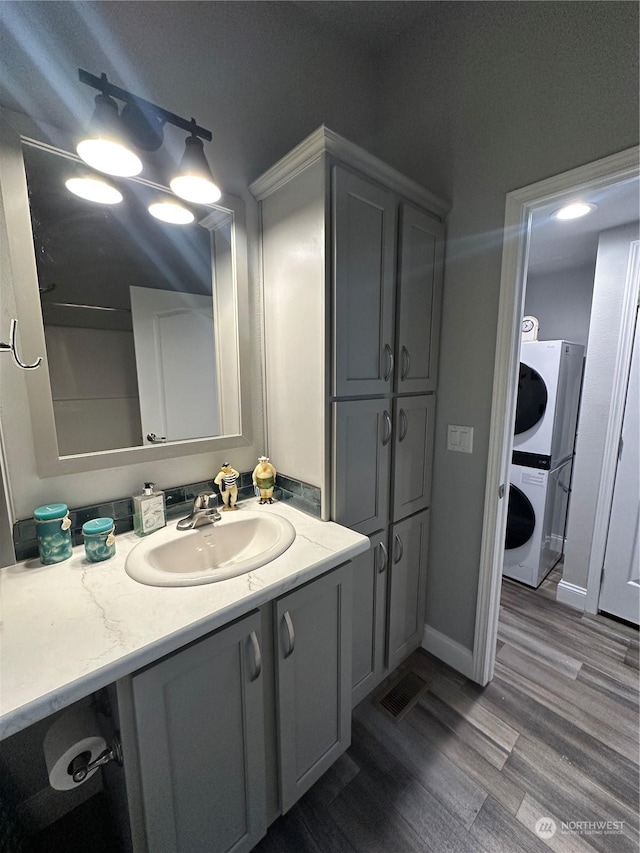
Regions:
[[333, 395, 435, 534], [392, 394, 436, 522], [252, 127, 446, 709], [275, 563, 352, 813], [351, 530, 388, 706], [332, 399, 391, 535], [333, 167, 396, 397], [396, 205, 445, 394], [387, 510, 430, 671], [129, 610, 266, 853]]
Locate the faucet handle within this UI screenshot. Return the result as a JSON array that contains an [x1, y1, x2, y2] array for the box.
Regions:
[[194, 491, 218, 510]]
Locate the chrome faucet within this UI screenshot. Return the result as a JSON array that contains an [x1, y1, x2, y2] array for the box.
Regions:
[[177, 491, 221, 530]]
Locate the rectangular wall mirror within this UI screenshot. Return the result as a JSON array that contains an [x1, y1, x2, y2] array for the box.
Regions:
[[0, 110, 252, 476]]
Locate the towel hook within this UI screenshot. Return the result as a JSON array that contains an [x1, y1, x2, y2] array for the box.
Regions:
[[0, 319, 42, 370]]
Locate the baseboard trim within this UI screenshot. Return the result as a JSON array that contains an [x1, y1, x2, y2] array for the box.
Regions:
[[556, 579, 588, 611], [421, 624, 475, 679]]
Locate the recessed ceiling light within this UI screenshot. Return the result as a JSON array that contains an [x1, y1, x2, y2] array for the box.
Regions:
[[65, 177, 123, 205], [148, 201, 195, 224], [553, 202, 597, 221]]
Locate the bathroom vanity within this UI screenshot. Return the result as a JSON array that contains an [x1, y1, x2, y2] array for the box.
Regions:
[[0, 504, 368, 851], [251, 127, 447, 706]]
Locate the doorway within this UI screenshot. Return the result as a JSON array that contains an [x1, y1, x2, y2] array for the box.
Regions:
[[473, 146, 640, 686]]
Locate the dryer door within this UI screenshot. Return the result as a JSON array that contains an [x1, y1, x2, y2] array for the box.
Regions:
[[505, 483, 536, 549], [515, 363, 548, 434]]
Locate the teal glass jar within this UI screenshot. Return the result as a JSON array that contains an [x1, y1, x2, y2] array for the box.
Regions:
[[82, 517, 116, 563], [34, 503, 73, 565]]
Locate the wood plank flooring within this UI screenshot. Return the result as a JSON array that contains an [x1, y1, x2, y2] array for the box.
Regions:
[[254, 568, 639, 853]]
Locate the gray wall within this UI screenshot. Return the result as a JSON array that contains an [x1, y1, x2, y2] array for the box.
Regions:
[[524, 264, 597, 350], [374, 1, 639, 649], [563, 222, 640, 590]]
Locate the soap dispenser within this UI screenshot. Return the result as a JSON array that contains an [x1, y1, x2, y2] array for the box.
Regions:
[[133, 482, 166, 537]]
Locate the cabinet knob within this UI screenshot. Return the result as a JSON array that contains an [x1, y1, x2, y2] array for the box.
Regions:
[[249, 630, 262, 681], [401, 346, 410, 381], [399, 408, 408, 442], [394, 533, 404, 564], [377, 541, 388, 574], [382, 410, 392, 446], [383, 344, 394, 382], [282, 611, 296, 658]]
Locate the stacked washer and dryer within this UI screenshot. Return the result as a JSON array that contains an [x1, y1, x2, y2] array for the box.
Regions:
[[503, 338, 585, 587]]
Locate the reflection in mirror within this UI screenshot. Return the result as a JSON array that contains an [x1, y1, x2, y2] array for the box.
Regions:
[[22, 140, 239, 456]]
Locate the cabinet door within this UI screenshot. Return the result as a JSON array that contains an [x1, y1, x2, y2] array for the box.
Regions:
[[131, 612, 266, 853], [393, 394, 436, 522], [351, 530, 388, 707], [333, 399, 391, 535], [275, 564, 352, 813], [388, 510, 430, 671], [333, 166, 396, 397], [396, 205, 444, 393]]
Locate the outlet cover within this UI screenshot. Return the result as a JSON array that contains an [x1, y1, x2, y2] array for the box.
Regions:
[[447, 425, 474, 453]]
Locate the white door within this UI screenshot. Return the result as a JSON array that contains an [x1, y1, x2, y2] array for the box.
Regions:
[[130, 286, 221, 442], [599, 306, 640, 625]]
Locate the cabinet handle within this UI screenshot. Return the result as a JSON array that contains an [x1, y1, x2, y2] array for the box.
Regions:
[[401, 346, 410, 381], [377, 541, 388, 574], [399, 408, 408, 442], [382, 410, 392, 446], [283, 611, 295, 658], [383, 344, 394, 382], [394, 533, 403, 564], [249, 631, 262, 681]]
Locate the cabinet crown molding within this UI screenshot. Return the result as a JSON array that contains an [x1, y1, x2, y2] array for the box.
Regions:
[[249, 125, 450, 220]]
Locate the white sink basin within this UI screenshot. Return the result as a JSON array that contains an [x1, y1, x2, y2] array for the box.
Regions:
[[125, 510, 296, 587]]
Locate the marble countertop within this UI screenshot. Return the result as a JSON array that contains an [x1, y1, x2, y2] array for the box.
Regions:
[[0, 502, 368, 740]]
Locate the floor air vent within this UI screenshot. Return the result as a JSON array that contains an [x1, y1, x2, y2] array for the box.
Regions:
[[376, 670, 428, 721]]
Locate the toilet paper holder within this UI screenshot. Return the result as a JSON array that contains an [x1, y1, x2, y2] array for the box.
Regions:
[[68, 731, 123, 784]]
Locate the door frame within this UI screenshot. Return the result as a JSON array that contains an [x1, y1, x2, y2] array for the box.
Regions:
[[472, 146, 640, 686]]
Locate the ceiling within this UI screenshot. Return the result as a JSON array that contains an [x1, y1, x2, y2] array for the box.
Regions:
[[527, 177, 640, 276], [291, 0, 435, 55]]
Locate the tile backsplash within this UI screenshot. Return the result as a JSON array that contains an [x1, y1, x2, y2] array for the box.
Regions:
[[12, 473, 321, 562]]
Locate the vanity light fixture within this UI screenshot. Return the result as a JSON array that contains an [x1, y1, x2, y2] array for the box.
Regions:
[[77, 92, 143, 177], [553, 202, 597, 220], [148, 201, 195, 224], [170, 133, 221, 204], [77, 70, 219, 201], [65, 176, 123, 205]]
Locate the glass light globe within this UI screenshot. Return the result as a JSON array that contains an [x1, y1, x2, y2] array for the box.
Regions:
[[148, 201, 195, 224], [170, 174, 221, 204], [77, 138, 142, 178], [65, 177, 123, 205]]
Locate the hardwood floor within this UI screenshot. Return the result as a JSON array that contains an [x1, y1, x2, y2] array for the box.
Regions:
[[254, 568, 639, 853]]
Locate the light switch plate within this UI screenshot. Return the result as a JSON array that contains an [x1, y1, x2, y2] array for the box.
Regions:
[[447, 424, 474, 453]]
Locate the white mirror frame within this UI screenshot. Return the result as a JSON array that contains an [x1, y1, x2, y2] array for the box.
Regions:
[[0, 108, 252, 476]]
